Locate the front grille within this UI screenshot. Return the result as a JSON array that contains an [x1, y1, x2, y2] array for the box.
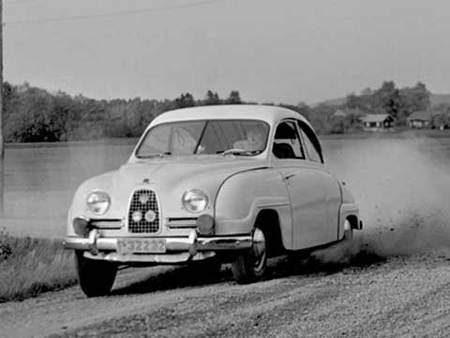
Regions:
[[128, 189, 160, 233]]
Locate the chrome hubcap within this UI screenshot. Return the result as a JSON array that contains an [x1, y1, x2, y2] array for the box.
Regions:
[[252, 228, 266, 272]]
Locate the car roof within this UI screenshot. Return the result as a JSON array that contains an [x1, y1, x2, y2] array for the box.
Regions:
[[149, 104, 311, 128]]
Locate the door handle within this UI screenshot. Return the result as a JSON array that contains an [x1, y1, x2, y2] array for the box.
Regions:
[[284, 174, 295, 180]]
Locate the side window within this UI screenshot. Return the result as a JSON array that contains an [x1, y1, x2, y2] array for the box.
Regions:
[[273, 121, 305, 159], [297, 122, 323, 163]]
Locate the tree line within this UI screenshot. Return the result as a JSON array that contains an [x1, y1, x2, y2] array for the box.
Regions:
[[2, 80, 438, 142], [3, 84, 246, 142]]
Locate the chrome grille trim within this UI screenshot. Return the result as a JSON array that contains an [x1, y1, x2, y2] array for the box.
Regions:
[[90, 219, 123, 229], [166, 217, 197, 229], [128, 189, 160, 233]]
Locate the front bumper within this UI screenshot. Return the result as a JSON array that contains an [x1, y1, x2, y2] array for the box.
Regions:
[[64, 229, 252, 264]]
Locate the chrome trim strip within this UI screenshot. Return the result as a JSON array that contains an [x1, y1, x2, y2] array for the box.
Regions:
[[167, 224, 197, 229], [166, 217, 198, 229], [257, 202, 290, 208], [91, 219, 123, 229]]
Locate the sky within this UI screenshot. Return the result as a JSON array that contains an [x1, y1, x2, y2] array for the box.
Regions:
[[4, 0, 450, 104]]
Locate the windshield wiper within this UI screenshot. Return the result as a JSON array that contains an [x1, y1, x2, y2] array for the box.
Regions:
[[219, 149, 262, 156]]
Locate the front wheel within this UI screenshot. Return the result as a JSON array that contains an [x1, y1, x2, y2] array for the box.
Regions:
[[231, 227, 267, 284], [75, 251, 117, 297]]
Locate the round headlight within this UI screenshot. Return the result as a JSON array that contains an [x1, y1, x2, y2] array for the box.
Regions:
[[182, 189, 209, 213], [86, 190, 111, 215]]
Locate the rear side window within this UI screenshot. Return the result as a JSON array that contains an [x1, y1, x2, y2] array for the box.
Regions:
[[297, 122, 323, 163], [273, 121, 305, 159]]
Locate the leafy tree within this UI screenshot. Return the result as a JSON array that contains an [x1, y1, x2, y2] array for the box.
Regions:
[[226, 90, 242, 104], [399, 82, 431, 115], [373, 81, 402, 118], [344, 81, 431, 126], [174, 93, 195, 108], [204, 90, 221, 105]]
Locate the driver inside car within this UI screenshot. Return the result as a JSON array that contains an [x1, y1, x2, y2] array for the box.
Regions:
[[233, 127, 265, 152]]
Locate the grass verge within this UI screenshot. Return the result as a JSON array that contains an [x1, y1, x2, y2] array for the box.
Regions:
[[0, 229, 77, 303]]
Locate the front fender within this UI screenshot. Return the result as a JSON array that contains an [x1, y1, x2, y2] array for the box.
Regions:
[[214, 169, 294, 249], [67, 171, 117, 236]]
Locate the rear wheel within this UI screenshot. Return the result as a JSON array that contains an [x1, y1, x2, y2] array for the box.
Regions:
[[75, 251, 117, 297], [231, 227, 267, 284]]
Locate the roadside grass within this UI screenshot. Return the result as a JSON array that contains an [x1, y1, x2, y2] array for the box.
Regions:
[[0, 228, 77, 302]]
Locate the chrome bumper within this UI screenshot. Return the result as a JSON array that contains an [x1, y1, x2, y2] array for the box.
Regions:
[[64, 229, 252, 264]]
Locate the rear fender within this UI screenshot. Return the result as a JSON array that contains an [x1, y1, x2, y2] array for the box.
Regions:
[[337, 182, 362, 239]]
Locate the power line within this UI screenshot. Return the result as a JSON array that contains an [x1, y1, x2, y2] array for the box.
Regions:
[[5, 0, 224, 25]]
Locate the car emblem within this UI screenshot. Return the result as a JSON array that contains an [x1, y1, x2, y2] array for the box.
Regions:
[[143, 178, 150, 184], [145, 210, 157, 222], [139, 192, 150, 204]]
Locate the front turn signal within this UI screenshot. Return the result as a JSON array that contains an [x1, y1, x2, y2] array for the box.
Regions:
[[196, 214, 215, 236]]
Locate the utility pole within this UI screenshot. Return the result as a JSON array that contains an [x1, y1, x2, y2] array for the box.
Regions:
[[0, 0, 3, 160], [0, 0, 4, 216]]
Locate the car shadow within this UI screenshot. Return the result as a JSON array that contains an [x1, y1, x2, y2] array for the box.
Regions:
[[269, 239, 387, 280], [111, 245, 386, 296], [111, 265, 233, 296]]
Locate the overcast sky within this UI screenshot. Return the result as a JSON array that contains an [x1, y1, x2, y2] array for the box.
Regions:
[[4, 0, 450, 104]]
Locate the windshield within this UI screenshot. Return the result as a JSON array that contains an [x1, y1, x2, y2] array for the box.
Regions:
[[136, 119, 269, 157]]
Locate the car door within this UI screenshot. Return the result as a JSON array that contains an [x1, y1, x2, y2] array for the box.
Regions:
[[272, 120, 338, 250], [296, 120, 342, 245]]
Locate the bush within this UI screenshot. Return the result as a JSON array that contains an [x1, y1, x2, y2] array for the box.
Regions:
[[0, 229, 77, 302]]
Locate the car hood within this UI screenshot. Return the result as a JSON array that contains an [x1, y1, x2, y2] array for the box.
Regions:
[[70, 156, 268, 221], [116, 156, 267, 189]]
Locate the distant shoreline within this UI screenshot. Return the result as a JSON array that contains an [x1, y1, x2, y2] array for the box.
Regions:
[[3, 129, 450, 149], [320, 129, 450, 140], [4, 137, 139, 149]]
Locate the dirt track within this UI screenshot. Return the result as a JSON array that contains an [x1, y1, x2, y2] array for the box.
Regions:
[[1, 244, 450, 338]]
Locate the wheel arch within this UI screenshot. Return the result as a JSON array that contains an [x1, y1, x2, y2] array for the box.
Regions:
[[346, 214, 359, 230], [214, 169, 292, 244], [253, 209, 285, 256], [338, 204, 362, 240]]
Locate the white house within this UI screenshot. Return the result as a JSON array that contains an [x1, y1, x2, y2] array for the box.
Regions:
[[361, 114, 395, 131]]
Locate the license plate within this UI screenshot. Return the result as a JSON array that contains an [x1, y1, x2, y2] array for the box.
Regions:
[[117, 238, 166, 254]]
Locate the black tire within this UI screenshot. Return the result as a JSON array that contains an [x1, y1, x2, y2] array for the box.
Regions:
[[343, 229, 353, 241], [75, 251, 117, 297], [231, 227, 267, 284]]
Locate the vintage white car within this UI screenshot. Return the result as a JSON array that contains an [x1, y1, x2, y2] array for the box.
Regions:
[[65, 105, 362, 297]]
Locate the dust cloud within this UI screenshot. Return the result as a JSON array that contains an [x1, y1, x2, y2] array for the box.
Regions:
[[314, 136, 450, 264]]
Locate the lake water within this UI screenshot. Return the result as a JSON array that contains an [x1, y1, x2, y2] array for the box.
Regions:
[[0, 139, 137, 238], [1, 135, 449, 239]]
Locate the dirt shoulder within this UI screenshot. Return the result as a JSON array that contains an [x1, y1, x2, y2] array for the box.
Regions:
[[1, 249, 450, 338]]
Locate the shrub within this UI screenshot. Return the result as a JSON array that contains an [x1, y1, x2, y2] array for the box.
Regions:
[[0, 230, 77, 302]]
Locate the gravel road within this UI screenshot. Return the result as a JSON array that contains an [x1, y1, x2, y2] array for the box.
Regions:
[[2, 244, 450, 338]]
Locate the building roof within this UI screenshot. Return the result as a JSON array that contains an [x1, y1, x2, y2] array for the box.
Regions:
[[361, 114, 394, 123], [333, 109, 347, 117], [407, 111, 432, 121]]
